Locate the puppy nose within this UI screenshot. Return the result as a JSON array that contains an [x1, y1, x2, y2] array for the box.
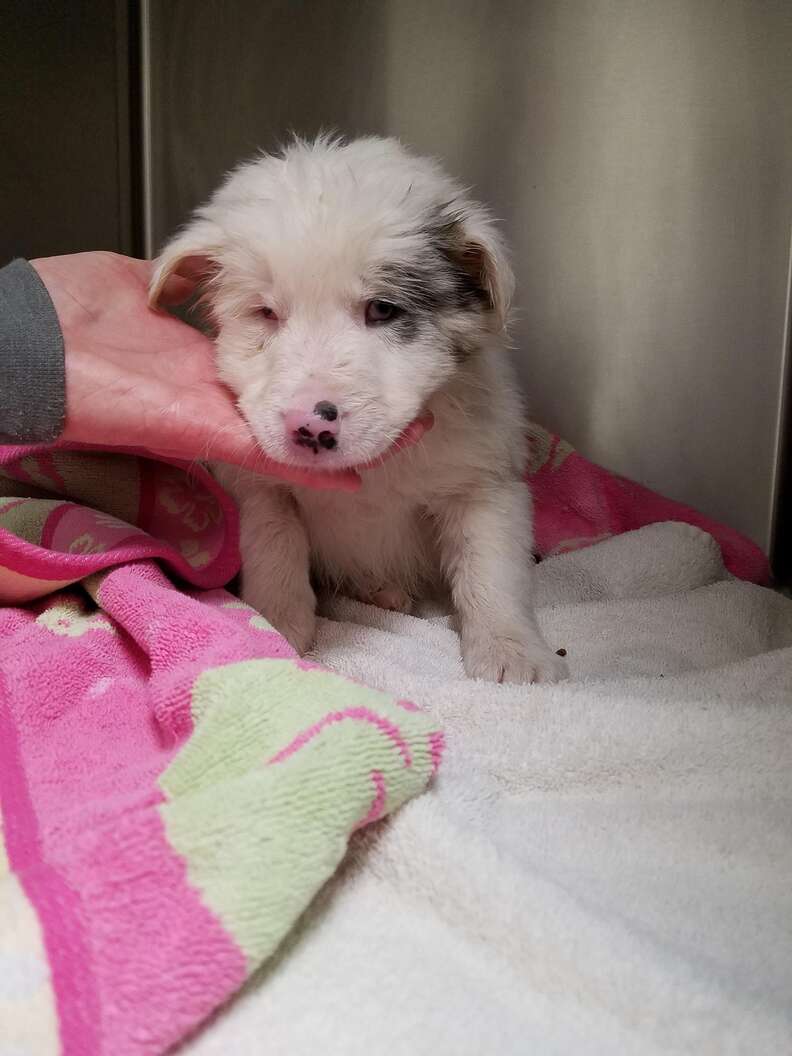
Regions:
[[313, 400, 338, 422], [284, 403, 340, 454]]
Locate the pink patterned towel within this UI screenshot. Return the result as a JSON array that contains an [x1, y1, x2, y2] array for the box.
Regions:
[[0, 424, 770, 1056], [525, 423, 770, 584], [0, 446, 442, 1056]]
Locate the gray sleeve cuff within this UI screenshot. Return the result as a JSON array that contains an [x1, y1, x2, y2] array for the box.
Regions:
[[0, 258, 65, 444]]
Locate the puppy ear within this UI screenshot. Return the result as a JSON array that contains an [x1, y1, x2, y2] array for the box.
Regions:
[[444, 211, 515, 331], [148, 220, 225, 309]]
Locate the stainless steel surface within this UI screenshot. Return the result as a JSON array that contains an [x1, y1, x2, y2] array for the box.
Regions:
[[772, 231, 792, 579], [144, 0, 792, 551], [1, 0, 136, 260], [140, 0, 155, 258]]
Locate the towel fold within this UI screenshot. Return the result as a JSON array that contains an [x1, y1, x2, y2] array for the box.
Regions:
[[0, 446, 441, 1056]]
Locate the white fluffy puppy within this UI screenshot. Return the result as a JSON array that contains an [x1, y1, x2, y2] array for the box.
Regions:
[[150, 135, 566, 684]]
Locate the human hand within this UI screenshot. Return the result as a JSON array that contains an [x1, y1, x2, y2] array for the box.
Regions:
[[31, 252, 431, 491]]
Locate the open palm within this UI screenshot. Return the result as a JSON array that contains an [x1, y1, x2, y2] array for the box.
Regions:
[[32, 252, 360, 490]]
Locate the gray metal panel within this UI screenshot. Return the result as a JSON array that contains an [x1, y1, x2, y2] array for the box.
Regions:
[[142, 0, 392, 252], [144, 0, 792, 551], [0, 0, 135, 260]]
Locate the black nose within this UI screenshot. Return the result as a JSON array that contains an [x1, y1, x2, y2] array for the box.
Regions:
[[313, 400, 338, 422]]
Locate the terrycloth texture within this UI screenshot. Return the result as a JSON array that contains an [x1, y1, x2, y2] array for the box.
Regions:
[[0, 431, 777, 1055], [526, 422, 771, 583], [0, 446, 441, 1056], [183, 522, 792, 1056], [0, 444, 241, 601]]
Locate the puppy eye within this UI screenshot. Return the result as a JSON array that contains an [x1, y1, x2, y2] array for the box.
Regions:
[[365, 299, 402, 325], [258, 306, 278, 321]]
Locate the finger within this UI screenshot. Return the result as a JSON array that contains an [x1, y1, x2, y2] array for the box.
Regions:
[[150, 438, 362, 493], [363, 411, 434, 469], [220, 450, 361, 491], [227, 443, 362, 491], [122, 257, 153, 279], [231, 413, 434, 486]]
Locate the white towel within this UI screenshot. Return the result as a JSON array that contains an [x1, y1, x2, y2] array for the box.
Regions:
[[187, 522, 792, 1055]]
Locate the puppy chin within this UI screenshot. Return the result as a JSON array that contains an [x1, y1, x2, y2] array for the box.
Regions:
[[249, 426, 391, 473], [280, 447, 352, 471]]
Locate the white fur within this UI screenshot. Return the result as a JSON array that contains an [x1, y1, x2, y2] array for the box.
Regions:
[[152, 135, 566, 684]]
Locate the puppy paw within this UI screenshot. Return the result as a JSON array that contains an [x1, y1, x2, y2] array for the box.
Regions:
[[242, 587, 317, 655], [363, 585, 413, 614], [461, 624, 569, 685], [276, 608, 317, 655]]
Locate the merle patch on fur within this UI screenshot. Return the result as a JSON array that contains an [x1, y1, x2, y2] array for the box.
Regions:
[[371, 214, 493, 330], [314, 400, 338, 421], [451, 341, 474, 364], [389, 312, 420, 343]]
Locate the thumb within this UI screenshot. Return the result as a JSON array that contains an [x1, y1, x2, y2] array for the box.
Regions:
[[149, 431, 362, 493]]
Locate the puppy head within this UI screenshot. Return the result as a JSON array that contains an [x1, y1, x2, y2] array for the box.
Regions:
[[151, 135, 514, 469]]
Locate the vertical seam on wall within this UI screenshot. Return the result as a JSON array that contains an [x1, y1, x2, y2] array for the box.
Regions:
[[767, 220, 792, 563], [139, 0, 154, 258], [113, 0, 132, 255]]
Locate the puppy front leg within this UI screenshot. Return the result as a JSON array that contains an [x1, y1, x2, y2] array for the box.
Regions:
[[224, 475, 316, 654], [436, 482, 567, 685]]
